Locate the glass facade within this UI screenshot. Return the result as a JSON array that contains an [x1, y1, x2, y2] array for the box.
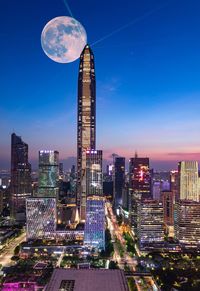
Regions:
[[26, 150, 59, 240], [114, 157, 125, 208], [84, 196, 105, 250], [129, 156, 151, 199], [10, 133, 32, 221], [37, 150, 59, 197], [26, 198, 57, 239], [178, 161, 199, 202], [86, 150, 102, 196], [175, 200, 200, 248], [138, 200, 164, 249], [77, 45, 96, 221]]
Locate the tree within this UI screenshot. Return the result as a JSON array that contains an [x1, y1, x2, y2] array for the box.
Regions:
[[109, 260, 119, 269], [14, 245, 20, 256]]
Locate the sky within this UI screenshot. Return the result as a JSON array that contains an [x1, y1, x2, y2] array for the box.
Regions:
[[1, 0, 200, 171]]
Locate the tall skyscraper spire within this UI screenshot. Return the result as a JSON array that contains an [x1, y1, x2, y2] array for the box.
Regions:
[[77, 44, 96, 220]]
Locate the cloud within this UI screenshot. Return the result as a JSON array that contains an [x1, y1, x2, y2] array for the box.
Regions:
[[168, 152, 200, 158]]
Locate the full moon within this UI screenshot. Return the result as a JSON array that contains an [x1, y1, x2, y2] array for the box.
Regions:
[[41, 16, 87, 63]]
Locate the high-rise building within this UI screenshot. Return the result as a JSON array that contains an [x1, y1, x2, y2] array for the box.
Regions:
[[84, 150, 105, 249], [26, 150, 59, 240], [37, 150, 59, 198], [26, 197, 57, 239], [84, 195, 105, 250], [162, 191, 175, 237], [86, 150, 103, 197], [129, 155, 151, 199], [178, 161, 199, 201], [138, 199, 164, 249], [77, 44, 96, 220], [170, 170, 179, 201], [129, 192, 141, 235], [175, 200, 200, 249], [10, 133, 32, 222], [113, 157, 125, 209], [59, 163, 64, 180]]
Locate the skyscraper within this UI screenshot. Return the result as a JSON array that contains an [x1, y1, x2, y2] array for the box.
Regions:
[[84, 150, 105, 250], [26, 150, 59, 239], [77, 44, 96, 220], [86, 150, 103, 197], [129, 155, 151, 199], [178, 161, 199, 201], [113, 157, 125, 209], [138, 199, 164, 250], [37, 150, 59, 198], [10, 133, 32, 222], [175, 200, 200, 249]]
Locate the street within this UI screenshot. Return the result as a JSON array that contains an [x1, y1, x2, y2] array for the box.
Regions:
[[0, 231, 26, 267], [106, 202, 159, 291]]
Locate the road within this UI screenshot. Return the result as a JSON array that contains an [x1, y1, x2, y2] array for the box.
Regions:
[[106, 202, 159, 291], [106, 203, 137, 270], [0, 232, 26, 267]]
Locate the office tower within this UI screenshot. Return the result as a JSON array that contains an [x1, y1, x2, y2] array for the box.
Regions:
[[10, 133, 32, 222], [162, 191, 174, 226], [84, 196, 105, 250], [59, 163, 64, 180], [113, 157, 125, 209], [70, 165, 76, 180], [129, 155, 151, 199], [178, 161, 199, 201], [84, 150, 105, 249], [37, 150, 59, 197], [86, 150, 103, 197], [77, 44, 96, 220], [152, 181, 161, 200], [129, 192, 141, 235], [26, 150, 59, 240], [106, 164, 114, 178], [26, 197, 57, 239], [122, 182, 129, 210], [138, 200, 164, 249], [175, 200, 200, 248]]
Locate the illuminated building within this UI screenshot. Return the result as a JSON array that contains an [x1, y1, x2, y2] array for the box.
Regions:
[[152, 181, 161, 200], [2, 282, 38, 290], [84, 196, 105, 250], [10, 133, 32, 222], [178, 161, 199, 201], [77, 44, 96, 221], [129, 192, 141, 235], [129, 155, 151, 199], [26, 197, 57, 239], [84, 150, 105, 250], [175, 200, 200, 248], [170, 170, 179, 201], [162, 191, 174, 226], [26, 150, 59, 240], [138, 199, 164, 249], [59, 162, 64, 180], [86, 150, 103, 196], [114, 157, 125, 209], [37, 150, 59, 198]]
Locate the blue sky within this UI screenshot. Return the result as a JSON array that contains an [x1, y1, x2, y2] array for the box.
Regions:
[[1, 0, 200, 170]]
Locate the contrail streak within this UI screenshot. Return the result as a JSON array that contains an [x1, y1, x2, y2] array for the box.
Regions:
[[63, 0, 74, 18], [62, 0, 84, 39], [91, 3, 168, 47]]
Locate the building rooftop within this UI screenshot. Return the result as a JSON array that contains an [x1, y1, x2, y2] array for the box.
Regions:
[[47, 269, 129, 291]]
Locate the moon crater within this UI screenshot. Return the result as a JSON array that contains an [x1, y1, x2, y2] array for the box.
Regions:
[[41, 16, 87, 63]]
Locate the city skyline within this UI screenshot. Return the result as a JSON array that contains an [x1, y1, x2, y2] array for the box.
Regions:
[[1, 0, 200, 170]]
